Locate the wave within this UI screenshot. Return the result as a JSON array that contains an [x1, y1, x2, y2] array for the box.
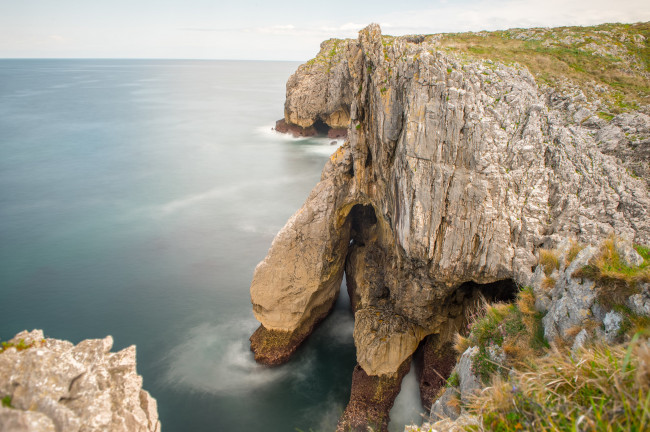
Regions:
[[255, 123, 345, 156], [162, 320, 313, 394], [388, 360, 425, 431]]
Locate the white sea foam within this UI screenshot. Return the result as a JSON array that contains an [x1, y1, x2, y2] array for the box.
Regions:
[[163, 320, 312, 394], [255, 123, 344, 156], [388, 361, 425, 431]]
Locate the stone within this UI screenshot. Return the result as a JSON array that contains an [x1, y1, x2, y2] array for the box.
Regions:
[[603, 311, 624, 343], [571, 329, 589, 352], [456, 347, 482, 406], [249, 22, 650, 429], [412, 414, 479, 432], [0, 330, 160, 432], [542, 246, 598, 343], [418, 338, 457, 409], [429, 387, 460, 422], [627, 284, 650, 316], [614, 237, 645, 267]]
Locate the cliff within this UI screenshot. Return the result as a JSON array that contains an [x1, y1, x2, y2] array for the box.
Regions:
[[249, 22, 650, 430], [0, 330, 160, 432]]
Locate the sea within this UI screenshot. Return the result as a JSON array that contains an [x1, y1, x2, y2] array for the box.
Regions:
[[0, 59, 423, 431]]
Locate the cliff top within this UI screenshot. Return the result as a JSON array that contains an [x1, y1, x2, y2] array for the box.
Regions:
[[312, 22, 649, 116]]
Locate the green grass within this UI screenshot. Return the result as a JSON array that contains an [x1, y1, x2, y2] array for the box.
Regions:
[[598, 111, 615, 121], [446, 371, 460, 387], [457, 287, 548, 384], [436, 22, 650, 112], [1, 396, 12, 408], [574, 238, 650, 308], [0, 338, 39, 354], [468, 336, 650, 432]]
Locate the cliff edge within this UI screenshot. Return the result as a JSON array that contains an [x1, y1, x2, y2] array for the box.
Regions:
[[250, 22, 650, 431], [0, 330, 160, 432]]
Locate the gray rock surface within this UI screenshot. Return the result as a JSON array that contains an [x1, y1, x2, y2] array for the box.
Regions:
[[628, 284, 650, 316], [0, 330, 160, 432], [251, 23, 649, 377], [430, 387, 460, 422], [604, 311, 624, 342], [542, 246, 598, 343], [249, 22, 650, 432], [456, 347, 481, 406], [614, 237, 645, 267]]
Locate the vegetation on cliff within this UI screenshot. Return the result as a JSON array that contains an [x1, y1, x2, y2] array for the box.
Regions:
[[470, 336, 650, 432], [412, 237, 650, 432], [434, 22, 650, 113]]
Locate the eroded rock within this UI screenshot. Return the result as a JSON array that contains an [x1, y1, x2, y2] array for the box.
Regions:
[[0, 330, 160, 432], [249, 22, 650, 429]]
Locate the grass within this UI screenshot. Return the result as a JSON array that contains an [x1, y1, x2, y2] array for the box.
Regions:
[[435, 22, 650, 112], [538, 249, 560, 276], [456, 287, 548, 384], [467, 334, 650, 431], [446, 371, 460, 387], [1, 395, 12, 408], [0, 338, 41, 354], [573, 237, 650, 308], [565, 241, 584, 265]]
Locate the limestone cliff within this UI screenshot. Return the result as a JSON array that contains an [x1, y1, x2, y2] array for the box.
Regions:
[[250, 22, 650, 430], [0, 330, 160, 432]]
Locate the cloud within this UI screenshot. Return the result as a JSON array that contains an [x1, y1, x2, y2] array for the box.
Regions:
[[47, 35, 66, 42], [375, 0, 650, 35]]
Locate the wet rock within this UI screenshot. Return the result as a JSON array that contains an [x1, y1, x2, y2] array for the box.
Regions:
[[336, 360, 410, 432]]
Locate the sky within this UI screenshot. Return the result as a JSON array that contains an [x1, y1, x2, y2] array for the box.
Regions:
[[1, 0, 649, 61]]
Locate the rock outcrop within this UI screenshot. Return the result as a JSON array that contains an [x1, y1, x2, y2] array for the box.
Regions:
[[250, 22, 650, 430], [0, 330, 160, 432]]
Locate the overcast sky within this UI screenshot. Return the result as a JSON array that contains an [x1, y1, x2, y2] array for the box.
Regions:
[[2, 0, 649, 60]]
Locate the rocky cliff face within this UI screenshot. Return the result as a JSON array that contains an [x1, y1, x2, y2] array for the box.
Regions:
[[0, 330, 160, 432], [250, 23, 650, 430]]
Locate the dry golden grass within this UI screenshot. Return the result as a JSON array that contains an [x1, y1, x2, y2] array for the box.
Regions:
[[541, 275, 556, 291], [539, 249, 560, 276], [565, 241, 584, 265], [468, 335, 650, 431]]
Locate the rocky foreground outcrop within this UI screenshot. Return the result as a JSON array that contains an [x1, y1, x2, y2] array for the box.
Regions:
[[0, 330, 160, 432], [250, 22, 650, 430]]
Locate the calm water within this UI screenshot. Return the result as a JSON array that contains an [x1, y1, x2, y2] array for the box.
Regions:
[[0, 59, 422, 431]]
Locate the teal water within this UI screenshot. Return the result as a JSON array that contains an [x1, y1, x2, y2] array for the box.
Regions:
[[0, 59, 422, 431]]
